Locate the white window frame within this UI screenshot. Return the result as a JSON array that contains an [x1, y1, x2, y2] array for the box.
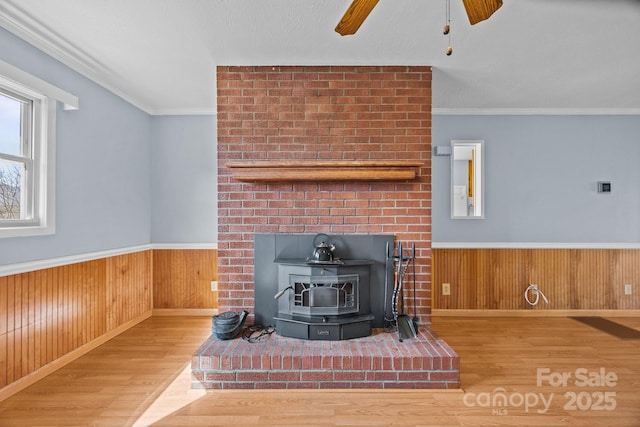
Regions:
[[0, 60, 78, 238]]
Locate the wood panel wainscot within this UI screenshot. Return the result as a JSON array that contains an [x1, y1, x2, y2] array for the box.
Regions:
[[152, 249, 218, 310], [433, 248, 640, 312], [0, 251, 153, 399], [0, 248, 218, 400], [225, 160, 424, 182]]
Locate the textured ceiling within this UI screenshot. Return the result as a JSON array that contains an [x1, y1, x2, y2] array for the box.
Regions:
[[1, 0, 639, 115]]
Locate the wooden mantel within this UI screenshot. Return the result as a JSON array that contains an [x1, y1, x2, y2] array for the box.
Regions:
[[225, 160, 424, 182]]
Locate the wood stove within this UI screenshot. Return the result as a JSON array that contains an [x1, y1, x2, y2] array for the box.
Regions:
[[253, 233, 394, 341], [273, 258, 374, 340]]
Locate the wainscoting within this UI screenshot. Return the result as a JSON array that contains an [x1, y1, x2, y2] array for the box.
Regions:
[[153, 249, 218, 310], [0, 248, 217, 399], [4, 246, 639, 398], [433, 248, 640, 311]]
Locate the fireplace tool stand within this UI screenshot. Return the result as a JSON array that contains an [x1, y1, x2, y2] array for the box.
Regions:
[[384, 241, 418, 342]]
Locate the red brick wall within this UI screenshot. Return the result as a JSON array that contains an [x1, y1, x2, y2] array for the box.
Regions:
[[217, 66, 432, 324]]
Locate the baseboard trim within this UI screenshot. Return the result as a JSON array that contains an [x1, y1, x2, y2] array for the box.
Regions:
[[0, 311, 152, 402], [432, 309, 640, 317], [152, 308, 218, 317]]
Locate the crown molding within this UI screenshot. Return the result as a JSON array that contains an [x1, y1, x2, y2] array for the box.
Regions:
[[0, 0, 155, 114], [5, 0, 637, 119]]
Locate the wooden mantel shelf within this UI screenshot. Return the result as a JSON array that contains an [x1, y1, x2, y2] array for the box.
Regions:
[[225, 160, 424, 182]]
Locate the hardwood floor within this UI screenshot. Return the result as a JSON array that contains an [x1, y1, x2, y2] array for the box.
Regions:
[[0, 315, 638, 426]]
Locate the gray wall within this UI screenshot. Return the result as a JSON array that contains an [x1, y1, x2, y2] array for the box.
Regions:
[[433, 114, 640, 244], [0, 27, 219, 267], [150, 115, 217, 243], [0, 27, 152, 266], [4, 23, 640, 266]]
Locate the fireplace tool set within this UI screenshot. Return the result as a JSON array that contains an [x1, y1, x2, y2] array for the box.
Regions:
[[385, 241, 418, 342]]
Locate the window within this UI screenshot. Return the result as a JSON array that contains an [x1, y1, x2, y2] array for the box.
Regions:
[[0, 87, 38, 223], [0, 60, 78, 238]]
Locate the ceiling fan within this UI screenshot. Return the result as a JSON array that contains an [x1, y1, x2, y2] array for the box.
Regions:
[[335, 0, 503, 36]]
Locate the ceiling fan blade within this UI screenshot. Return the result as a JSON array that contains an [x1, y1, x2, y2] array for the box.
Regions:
[[461, 0, 503, 25], [335, 0, 380, 36]]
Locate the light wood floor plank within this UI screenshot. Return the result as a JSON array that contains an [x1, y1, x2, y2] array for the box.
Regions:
[[0, 316, 638, 426]]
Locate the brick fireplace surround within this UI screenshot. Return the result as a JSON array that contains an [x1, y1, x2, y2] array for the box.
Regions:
[[192, 66, 459, 389]]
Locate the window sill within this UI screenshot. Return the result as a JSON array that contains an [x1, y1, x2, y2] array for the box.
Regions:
[[0, 223, 55, 239]]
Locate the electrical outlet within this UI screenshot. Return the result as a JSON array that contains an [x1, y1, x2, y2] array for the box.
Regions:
[[442, 283, 451, 296], [211, 281, 218, 291], [625, 284, 632, 295]]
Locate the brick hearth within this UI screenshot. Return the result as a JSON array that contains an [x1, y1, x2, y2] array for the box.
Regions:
[[192, 329, 459, 389]]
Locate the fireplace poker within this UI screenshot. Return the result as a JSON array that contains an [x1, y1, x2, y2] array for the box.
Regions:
[[411, 242, 418, 333], [384, 241, 392, 326]]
